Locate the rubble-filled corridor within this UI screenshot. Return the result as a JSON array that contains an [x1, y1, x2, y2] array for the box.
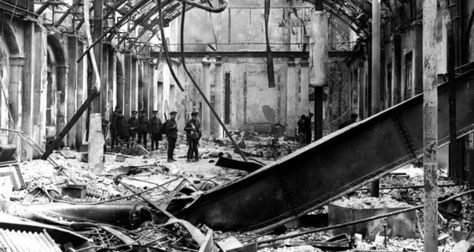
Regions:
[[1, 0, 474, 251]]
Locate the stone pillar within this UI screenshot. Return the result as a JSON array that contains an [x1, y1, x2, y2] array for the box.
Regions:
[[310, 10, 328, 141], [9, 56, 25, 158], [56, 64, 68, 146], [214, 57, 224, 139], [143, 61, 150, 115], [299, 58, 310, 116], [33, 26, 47, 150], [76, 43, 85, 147], [201, 56, 211, 138], [67, 36, 78, 148], [371, 0, 381, 114], [124, 54, 132, 118], [22, 22, 35, 159], [148, 61, 154, 116], [413, 22, 423, 95], [101, 44, 109, 121], [116, 75, 124, 111], [131, 57, 138, 112], [286, 58, 297, 137], [108, 48, 115, 115]]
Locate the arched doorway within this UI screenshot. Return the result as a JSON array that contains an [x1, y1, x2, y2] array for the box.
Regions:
[[0, 19, 21, 145], [46, 35, 67, 144]]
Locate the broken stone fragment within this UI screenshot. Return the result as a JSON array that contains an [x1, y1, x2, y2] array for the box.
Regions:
[[452, 240, 473, 252]]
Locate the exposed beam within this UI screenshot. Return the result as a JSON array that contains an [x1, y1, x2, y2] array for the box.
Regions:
[[151, 51, 310, 58]]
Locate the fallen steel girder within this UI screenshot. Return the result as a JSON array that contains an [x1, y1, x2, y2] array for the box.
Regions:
[[180, 66, 474, 232]]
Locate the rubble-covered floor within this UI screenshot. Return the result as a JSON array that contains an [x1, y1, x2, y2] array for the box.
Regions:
[[1, 134, 473, 251]]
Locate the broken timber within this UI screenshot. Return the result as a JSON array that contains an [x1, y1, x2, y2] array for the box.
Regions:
[[41, 89, 99, 160], [180, 63, 474, 232]]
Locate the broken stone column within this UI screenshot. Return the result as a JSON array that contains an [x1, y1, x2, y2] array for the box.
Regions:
[[88, 113, 104, 174], [310, 10, 328, 141], [213, 57, 224, 139], [9, 56, 25, 157], [286, 58, 297, 137], [201, 56, 211, 138]]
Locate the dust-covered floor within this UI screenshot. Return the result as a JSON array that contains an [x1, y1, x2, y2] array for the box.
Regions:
[[1, 133, 473, 251]]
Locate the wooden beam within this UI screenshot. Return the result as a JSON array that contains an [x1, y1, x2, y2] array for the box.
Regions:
[[41, 90, 99, 160]]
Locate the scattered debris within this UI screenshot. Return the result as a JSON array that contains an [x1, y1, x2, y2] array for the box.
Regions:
[[1, 135, 472, 251]]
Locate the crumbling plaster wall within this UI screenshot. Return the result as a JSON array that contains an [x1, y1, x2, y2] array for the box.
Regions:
[[167, 0, 313, 136], [172, 57, 310, 136]]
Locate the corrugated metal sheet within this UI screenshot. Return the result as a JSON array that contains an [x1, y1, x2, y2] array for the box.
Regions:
[[0, 228, 62, 252]]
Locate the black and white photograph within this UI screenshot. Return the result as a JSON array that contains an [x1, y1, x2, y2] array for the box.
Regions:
[[0, 0, 473, 251]]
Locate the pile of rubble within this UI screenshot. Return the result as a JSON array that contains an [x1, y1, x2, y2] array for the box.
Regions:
[[1, 133, 473, 251], [333, 196, 413, 209]]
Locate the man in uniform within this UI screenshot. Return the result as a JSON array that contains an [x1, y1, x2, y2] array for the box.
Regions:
[[128, 111, 139, 145], [163, 111, 178, 162], [118, 112, 130, 148], [149, 110, 162, 151], [110, 106, 121, 150], [297, 115, 306, 146], [138, 110, 149, 148], [184, 112, 201, 162]]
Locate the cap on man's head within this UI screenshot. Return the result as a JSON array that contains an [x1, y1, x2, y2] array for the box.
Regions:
[[152, 110, 158, 114], [191, 112, 199, 116], [170, 111, 177, 115], [132, 111, 138, 114]]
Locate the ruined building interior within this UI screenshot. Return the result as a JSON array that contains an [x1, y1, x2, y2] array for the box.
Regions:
[[0, 0, 474, 251]]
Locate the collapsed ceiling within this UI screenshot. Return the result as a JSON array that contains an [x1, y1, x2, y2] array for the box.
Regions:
[[28, 0, 380, 53]]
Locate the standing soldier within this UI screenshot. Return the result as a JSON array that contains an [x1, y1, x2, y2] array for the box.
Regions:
[[110, 106, 120, 150], [128, 111, 139, 145], [297, 115, 306, 146], [184, 112, 201, 162], [119, 113, 130, 148], [149, 110, 162, 151], [163, 111, 178, 162], [138, 110, 149, 148]]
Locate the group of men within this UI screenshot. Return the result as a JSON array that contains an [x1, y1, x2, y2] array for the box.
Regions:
[[109, 106, 202, 162]]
